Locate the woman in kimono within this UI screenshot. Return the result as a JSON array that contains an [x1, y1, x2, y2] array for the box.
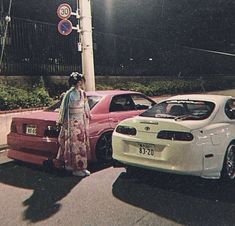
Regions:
[[56, 72, 91, 177]]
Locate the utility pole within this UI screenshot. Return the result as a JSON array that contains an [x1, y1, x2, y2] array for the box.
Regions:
[[79, 0, 95, 91]]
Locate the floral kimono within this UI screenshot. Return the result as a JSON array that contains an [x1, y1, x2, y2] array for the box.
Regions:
[[57, 87, 90, 171]]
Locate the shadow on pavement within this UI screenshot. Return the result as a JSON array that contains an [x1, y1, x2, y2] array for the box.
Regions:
[[112, 169, 235, 226], [0, 160, 107, 223]]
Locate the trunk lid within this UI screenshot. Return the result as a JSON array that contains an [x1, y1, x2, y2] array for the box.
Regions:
[[12, 111, 58, 137]]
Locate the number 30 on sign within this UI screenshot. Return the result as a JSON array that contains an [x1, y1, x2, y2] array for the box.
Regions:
[[57, 3, 72, 19]]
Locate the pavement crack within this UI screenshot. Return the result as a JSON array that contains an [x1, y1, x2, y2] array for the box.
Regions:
[[131, 213, 148, 225]]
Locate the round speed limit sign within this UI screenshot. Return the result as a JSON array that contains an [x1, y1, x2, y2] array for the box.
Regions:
[[57, 3, 72, 19]]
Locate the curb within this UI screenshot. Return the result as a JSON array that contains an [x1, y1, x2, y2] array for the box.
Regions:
[[0, 145, 8, 151]]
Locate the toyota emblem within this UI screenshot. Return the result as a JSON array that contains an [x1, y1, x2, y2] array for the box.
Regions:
[[144, 126, 150, 131]]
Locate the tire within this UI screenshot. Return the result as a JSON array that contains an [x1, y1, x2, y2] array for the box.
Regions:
[[95, 132, 113, 164], [222, 143, 235, 180]]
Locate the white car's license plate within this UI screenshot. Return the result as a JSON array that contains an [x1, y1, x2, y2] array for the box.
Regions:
[[138, 143, 155, 158], [26, 125, 37, 135]]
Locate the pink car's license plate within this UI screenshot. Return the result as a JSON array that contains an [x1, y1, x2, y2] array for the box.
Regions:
[[26, 125, 37, 135]]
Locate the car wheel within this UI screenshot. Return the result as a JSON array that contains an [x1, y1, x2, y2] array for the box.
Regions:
[[96, 132, 113, 163], [222, 144, 235, 180]]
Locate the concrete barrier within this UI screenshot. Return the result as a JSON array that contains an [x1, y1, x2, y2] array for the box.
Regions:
[[0, 110, 42, 146]]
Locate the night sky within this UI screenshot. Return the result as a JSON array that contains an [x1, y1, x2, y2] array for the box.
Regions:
[[1, 0, 234, 54]]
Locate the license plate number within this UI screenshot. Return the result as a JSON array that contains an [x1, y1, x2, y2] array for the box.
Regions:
[[26, 125, 37, 135], [138, 143, 155, 157]]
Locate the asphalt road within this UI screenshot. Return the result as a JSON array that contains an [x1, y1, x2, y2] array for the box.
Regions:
[[1, 150, 235, 226]]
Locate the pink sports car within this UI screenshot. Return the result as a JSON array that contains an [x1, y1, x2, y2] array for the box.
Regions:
[[7, 90, 155, 166]]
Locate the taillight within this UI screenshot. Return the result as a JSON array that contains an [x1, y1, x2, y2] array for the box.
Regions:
[[157, 130, 193, 141], [44, 125, 60, 138], [10, 121, 17, 133], [116, 125, 137, 136]]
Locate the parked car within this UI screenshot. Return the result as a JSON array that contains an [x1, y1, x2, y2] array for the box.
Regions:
[[7, 90, 155, 166], [112, 94, 235, 180]]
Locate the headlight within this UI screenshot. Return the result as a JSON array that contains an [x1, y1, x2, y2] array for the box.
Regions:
[[116, 125, 137, 136], [44, 125, 60, 138], [157, 130, 193, 141]]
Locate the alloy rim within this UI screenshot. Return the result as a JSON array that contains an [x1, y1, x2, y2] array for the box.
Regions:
[[226, 145, 235, 179], [97, 133, 112, 161], [102, 134, 112, 160]]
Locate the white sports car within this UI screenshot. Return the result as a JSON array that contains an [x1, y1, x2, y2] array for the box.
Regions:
[[112, 94, 235, 180]]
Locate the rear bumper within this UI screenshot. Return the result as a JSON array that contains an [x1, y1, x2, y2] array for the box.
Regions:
[[7, 133, 59, 152], [7, 133, 59, 165], [112, 133, 204, 177], [7, 132, 100, 164], [7, 149, 51, 165]]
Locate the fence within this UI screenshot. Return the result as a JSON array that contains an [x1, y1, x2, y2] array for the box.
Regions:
[[0, 17, 81, 75], [1, 16, 235, 77]]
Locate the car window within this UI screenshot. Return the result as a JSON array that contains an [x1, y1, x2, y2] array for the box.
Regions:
[[88, 96, 102, 109], [225, 99, 235, 119], [140, 99, 215, 120], [110, 95, 135, 112], [109, 94, 155, 112], [131, 94, 155, 110], [45, 95, 102, 112]]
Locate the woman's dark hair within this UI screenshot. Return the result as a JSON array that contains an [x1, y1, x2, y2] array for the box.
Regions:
[[68, 72, 85, 86]]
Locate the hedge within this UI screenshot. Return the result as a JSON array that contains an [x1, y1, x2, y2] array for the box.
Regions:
[[96, 77, 235, 96], [0, 76, 235, 111], [0, 85, 53, 111]]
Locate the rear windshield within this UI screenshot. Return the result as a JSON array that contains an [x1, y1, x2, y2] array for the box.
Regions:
[[45, 95, 102, 112], [140, 99, 215, 120], [88, 95, 102, 109]]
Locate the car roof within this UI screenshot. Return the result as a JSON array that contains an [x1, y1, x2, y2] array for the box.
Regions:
[[86, 90, 140, 97], [166, 94, 234, 103]]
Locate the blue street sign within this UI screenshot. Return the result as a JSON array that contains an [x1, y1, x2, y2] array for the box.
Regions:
[[58, 19, 73, 36]]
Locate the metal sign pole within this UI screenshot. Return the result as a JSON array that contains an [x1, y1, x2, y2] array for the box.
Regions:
[[79, 0, 95, 91], [57, 1, 95, 91]]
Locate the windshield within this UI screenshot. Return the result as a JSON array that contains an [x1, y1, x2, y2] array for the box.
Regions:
[[140, 100, 215, 120], [45, 95, 102, 112]]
